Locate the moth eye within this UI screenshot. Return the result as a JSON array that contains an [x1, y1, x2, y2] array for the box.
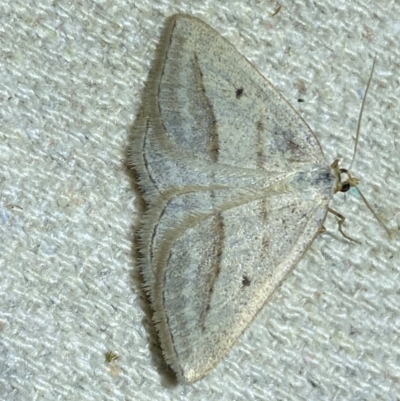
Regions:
[[341, 182, 350, 192]]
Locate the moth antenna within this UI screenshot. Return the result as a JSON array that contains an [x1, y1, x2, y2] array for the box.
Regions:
[[346, 56, 390, 235], [353, 186, 391, 235], [349, 55, 377, 171]]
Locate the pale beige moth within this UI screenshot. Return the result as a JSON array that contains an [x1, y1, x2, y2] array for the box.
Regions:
[[131, 14, 385, 383]]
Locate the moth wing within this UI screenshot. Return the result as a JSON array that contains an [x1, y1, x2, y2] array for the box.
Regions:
[[131, 14, 334, 383], [151, 184, 330, 383], [132, 14, 326, 202]]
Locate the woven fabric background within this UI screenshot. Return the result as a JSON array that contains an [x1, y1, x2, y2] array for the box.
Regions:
[[1, 1, 399, 400]]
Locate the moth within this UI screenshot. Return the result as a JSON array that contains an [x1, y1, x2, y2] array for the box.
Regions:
[[131, 14, 386, 383]]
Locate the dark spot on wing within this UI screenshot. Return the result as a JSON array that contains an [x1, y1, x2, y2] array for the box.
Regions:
[[298, 98, 304, 103], [296, 79, 307, 95], [260, 198, 268, 221], [273, 126, 306, 157], [256, 120, 266, 169], [288, 140, 299, 150], [236, 87, 244, 98], [262, 235, 270, 250], [242, 275, 251, 287], [256, 120, 264, 132], [260, 234, 270, 258]]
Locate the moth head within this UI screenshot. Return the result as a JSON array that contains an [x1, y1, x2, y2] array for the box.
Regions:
[[330, 159, 390, 236], [331, 159, 359, 193]]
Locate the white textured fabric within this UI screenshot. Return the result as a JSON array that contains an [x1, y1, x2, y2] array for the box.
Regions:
[[1, 1, 399, 400]]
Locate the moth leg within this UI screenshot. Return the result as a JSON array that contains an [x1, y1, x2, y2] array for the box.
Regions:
[[317, 226, 326, 236], [327, 207, 360, 244]]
